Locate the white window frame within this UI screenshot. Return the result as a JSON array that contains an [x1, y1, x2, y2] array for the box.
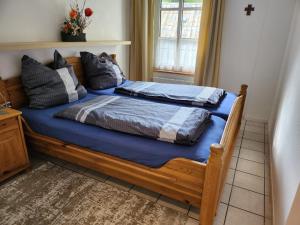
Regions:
[[154, 0, 202, 75]]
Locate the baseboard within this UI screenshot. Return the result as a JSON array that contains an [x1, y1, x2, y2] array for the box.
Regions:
[[267, 124, 275, 225]]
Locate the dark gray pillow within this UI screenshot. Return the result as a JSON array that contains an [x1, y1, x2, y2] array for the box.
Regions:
[[47, 50, 69, 69], [80, 51, 126, 90], [21, 54, 87, 109]]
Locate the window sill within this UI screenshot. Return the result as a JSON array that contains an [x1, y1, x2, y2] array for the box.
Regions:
[[153, 69, 194, 77]]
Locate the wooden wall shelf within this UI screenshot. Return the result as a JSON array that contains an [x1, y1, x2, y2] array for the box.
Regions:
[[0, 40, 131, 51]]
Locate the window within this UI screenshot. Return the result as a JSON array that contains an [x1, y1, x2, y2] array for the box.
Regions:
[[154, 0, 202, 74]]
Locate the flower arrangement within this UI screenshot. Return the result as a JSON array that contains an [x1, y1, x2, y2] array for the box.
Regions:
[[61, 0, 93, 41]]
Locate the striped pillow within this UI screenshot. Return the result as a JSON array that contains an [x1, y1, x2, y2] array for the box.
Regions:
[[21, 54, 87, 109]]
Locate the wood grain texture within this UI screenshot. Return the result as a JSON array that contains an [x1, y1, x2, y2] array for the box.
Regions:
[[0, 109, 30, 182], [0, 41, 131, 51], [0, 55, 248, 225]]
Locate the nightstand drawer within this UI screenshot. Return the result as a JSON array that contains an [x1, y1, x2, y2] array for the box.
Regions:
[[0, 117, 18, 132]]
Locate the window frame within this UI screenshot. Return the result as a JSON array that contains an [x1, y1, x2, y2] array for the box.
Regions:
[[154, 0, 202, 75]]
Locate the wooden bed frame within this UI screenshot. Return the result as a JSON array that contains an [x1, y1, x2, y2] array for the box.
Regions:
[[0, 55, 247, 225]]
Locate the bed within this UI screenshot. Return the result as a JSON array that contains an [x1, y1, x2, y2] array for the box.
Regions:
[[88, 80, 237, 120], [0, 55, 247, 225]]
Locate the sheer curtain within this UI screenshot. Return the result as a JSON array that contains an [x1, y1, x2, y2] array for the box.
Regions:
[[155, 38, 197, 73], [154, 1, 201, 74]]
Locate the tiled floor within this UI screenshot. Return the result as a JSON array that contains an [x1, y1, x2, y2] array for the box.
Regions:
[[28, 119, 272, 225]]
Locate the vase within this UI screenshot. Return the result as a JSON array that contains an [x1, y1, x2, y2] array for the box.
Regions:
[[61, 32, 86, 42]]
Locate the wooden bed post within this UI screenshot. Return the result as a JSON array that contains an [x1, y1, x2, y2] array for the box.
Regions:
[[239, 84, 248, 96], [200, 144, 224, 225], [111, 54, 117, 61], [238, 84, 248, 124], [0, 77, 9, 105]]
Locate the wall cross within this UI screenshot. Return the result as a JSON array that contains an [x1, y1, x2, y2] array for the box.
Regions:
[[245, 4, 255, 16]]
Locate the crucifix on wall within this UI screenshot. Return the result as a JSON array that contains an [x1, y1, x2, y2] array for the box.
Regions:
[[245, 4, 255, 16]]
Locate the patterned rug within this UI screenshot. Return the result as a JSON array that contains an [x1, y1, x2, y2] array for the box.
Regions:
[[0, 162, 189, 225]]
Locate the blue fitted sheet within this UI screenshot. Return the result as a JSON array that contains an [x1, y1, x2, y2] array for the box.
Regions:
[[21, 94, 226, 168], [88, 80, 237, 120]]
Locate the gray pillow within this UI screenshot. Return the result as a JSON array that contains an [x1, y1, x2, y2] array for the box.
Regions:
[[21, 53, 87, 109], [80, 51, 126, 90]]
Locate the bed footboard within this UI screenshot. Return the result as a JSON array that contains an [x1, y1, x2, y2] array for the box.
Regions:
[[200, 84, 247, 225]]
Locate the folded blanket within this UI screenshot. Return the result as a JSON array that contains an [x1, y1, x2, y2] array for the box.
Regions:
[[55, 95, 211, 145], [115, 81, 225, 107]]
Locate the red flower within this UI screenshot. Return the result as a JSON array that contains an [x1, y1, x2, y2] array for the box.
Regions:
[[69, 9, 78, 19], [84, 8, 93, 17]]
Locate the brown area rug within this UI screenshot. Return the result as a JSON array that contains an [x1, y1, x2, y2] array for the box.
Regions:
[[0, 162, 188, 225]]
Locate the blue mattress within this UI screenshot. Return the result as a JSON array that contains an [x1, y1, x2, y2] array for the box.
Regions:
[[88, 80, 237, 120], [21, 94, 226, 168]]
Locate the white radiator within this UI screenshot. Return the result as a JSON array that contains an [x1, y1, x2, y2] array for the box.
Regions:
[[153, 72, 194, 85]]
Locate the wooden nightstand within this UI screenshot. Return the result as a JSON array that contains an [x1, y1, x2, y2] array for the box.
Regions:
[[0, 108, 30, 182]]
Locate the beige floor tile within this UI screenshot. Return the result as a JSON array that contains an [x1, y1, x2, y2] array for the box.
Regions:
[[83, 169, 109, 182], [265, 196, 272, 219], [185, 217, 199, 225], [241, 139, 264, 152], [240, 123, 246, 132], [237, 159, 264, 177], [226, 169, 235, 184], [239, 149, 265, 163], [238, 129, 244, 138], [221, 184, 232, 204], [234, 171, 264, 194], [188, 206, 200, 220], [225, 206, 264, 225], [130, 185, 160, 202], [235, 138, 242, 147], [230, 157, 238, 169], [105, 177, 133, 191], [243, 131, 264, 143], [233, 147, 240, 157], [157, 195, 189, 214], [230, 186, 264, 216], [244, 125, 264, 134], [246, 120, 265, 128], [213, 203, 228, 225]]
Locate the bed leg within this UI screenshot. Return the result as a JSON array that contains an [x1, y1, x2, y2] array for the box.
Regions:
[[199, 144, 224, 225]]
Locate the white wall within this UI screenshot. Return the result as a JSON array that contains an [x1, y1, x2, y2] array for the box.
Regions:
[[268, 1, 300, 224], [0, 0, 130, 79], [220, 0, 295, 121]]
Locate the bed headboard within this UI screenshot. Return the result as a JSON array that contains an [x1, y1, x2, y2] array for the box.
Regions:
[[0, 54, 116, 109]]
